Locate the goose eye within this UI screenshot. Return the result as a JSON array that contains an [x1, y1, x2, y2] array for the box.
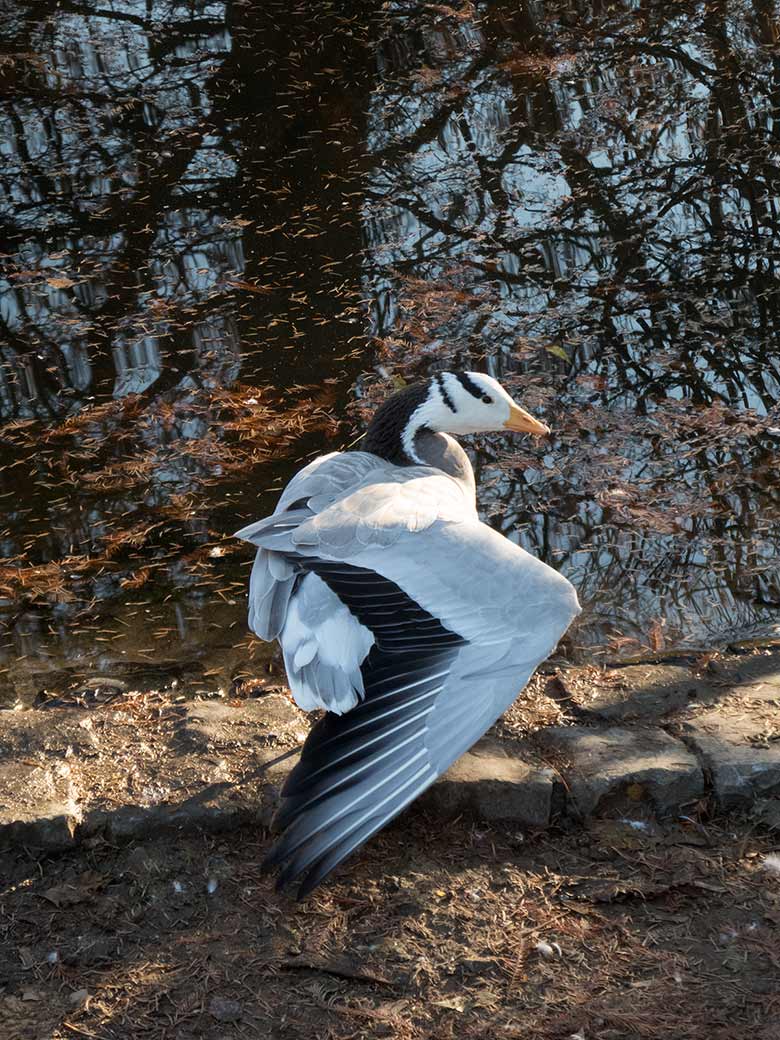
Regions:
[[481, 394, 492, 404]]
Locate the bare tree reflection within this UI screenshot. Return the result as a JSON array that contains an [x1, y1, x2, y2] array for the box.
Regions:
[[2, 0, 778, 695], [0, 0, 373, 693], [362, 0, 780, 655]]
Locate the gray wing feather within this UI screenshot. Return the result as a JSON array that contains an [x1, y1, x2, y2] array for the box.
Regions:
[[252, 506, 578, 652], [423, 641, 544, 772], [247, 549, 296, 641], [239, 469, 577, 671], [235, 507, 312, 547], [291, 476, 471, 556], [234, 451, 475, 650], [350, 520, 579, 649], [275, 451, 387, 513], [258, 537, 579, 899], [265, 593, 576, 897]]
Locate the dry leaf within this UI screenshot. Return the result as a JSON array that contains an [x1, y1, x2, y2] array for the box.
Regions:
[[544, 343, 569, 361], [41, 871, 104, 907], [227, 279, 274, 294], [432, 995, 468, 1012]]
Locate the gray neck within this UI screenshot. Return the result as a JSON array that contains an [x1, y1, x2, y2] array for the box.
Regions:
[[413, 430, 476, 494]]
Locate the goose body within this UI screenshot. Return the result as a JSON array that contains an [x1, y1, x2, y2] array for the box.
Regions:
[[235, 372, 580, 896]]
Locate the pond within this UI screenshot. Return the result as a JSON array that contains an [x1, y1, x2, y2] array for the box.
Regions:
[[2, 0, 780, 706]]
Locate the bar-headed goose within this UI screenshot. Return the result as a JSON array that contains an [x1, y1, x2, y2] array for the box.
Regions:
[[235, 372, 580, 896]]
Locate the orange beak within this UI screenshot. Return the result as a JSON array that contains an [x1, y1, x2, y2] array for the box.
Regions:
[[504, 402, 551, 437]]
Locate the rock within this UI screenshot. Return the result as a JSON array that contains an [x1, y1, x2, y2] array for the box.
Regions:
[[536, 726, 703, 818], [209, 996, 242, 1023], [7, 648, 778, 860], [0, 708, 98, 758], [682, 711, 780, 808], [419, 738, 553, 827], [0, 762, 82, 850], [583, 664, 716, 723], [704, 649, 780, 691], [177, 694, 307, 752], [81, 746, 298, 841]]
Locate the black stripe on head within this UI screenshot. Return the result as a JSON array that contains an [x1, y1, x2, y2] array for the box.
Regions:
[[455, 372, 492, 404], [436, 373, 457, 412]]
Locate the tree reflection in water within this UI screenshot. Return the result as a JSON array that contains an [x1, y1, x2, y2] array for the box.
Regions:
[[361, 0, 780, 657], [0, 0, 779, 700], [0, 0, 372, 697]]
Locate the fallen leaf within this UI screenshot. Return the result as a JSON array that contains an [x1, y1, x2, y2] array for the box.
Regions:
[[46, 276, 75, 289], [41, 871, 104, 907], [432, 995, 468, 1012], [544, 343, 569, 361], [42, 884, 88, 908], [227, 279, 274, 294]]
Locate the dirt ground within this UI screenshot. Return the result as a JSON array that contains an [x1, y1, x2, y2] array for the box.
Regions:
[[2, 797, 779, 1040]]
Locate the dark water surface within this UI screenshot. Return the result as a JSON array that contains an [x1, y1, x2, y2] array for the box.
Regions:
[[2, 0, 780, 704]]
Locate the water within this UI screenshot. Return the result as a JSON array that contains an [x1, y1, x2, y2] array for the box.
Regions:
[[2, 0, 780, 705]]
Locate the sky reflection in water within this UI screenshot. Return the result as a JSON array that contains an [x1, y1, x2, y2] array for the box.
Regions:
[[1, 0, 779, 702]]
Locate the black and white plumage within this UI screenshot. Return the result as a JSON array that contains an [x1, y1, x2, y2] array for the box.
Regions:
[[235, 371, 580, 897]]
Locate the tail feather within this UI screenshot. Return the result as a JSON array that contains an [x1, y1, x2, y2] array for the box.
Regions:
[[248, 549, 297, 641]]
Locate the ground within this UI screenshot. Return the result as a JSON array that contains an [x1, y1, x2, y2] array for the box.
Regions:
[[2, 813, 780, 1040], [2, 650, 780, 1040]]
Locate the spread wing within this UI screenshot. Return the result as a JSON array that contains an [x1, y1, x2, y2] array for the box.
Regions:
[[236, 456, 579, 897]]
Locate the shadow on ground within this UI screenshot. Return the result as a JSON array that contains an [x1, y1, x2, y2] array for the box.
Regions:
[[1, 648, 780, 1039], [1, 807, 779, 1040]]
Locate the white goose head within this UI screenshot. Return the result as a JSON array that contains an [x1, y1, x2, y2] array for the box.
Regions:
[[363, 371, 550, 465]]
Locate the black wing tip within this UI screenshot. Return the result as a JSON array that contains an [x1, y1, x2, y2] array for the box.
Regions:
[[295, 867, 328, 900], [262, 853, 311, 899], [270, 868, 327, 902], [263, 850, 333, 901]]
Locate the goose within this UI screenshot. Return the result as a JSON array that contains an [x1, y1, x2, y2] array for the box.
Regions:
[[235, 372, 580, 897]]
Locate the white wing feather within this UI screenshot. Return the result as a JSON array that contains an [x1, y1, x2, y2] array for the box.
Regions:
[[280, 573, 374, 715]]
